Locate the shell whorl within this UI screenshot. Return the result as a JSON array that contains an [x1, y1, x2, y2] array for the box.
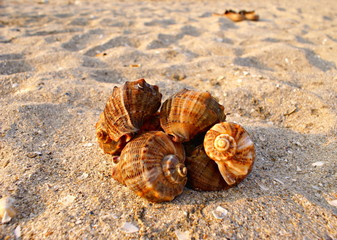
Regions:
[[213, 134, 237, 156], [103, 79, 162, 143], [204, 122, 255, 186], [162, 155, 187, 184]]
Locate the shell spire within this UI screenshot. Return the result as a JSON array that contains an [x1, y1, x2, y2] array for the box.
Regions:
[[204, 122, 255, 186], [103, 79, 162, 143]]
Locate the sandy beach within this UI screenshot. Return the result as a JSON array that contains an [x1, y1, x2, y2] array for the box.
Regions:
[[1, 0, 336, 239]]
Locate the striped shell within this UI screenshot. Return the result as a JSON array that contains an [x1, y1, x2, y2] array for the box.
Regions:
[[103, 79, 162, 143], [204, 122, 255, 186], [186, 145, 230, 191], [112, 131, 187, 203], [160, 89, 226, 143], [95, 113, 125, 155], [139, 112, 162, 132]]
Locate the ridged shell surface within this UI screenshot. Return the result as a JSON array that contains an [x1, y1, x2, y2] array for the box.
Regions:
[[186, 145, 229, 191], [103, 79, 162, 143], [204, 122, 255, 186], [114, 131, 187, 203], [160, 89, 226, 143], [95, 113, 124, 155], [140, 112, 162, 132]]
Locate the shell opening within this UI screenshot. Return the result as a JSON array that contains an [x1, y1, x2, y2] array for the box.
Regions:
[[162, 155, 187, 184], [214, 134, 236, 155], [176, 163, 187, 177], [112, 156, 120, 164]]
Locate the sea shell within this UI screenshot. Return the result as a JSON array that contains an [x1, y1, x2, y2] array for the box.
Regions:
[[102, 78, 162, 143], [160, 89, 226, 143], [0, 196, 17, 224], [112, 131, 187, 202], [95, 113, 125, 155], [204, 122, 255, 186], [186, 145, 230, 191], [139, 112, 162, 132]]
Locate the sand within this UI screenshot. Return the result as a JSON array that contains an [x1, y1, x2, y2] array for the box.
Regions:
[[0, 0, 336, 239]]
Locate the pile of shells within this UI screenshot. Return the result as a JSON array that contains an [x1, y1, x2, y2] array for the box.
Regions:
[[95, 79, 256, 203]]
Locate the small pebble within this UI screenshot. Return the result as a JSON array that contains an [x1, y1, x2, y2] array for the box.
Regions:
[[59, 195, 76, 206], [171, 73, 186, 81], [312, 161, 324, 167], [27, 152, 37, 158], [258, 184, 269, 191], [273, 178, 284, 185], [129, 64, 141, 68], [174, 230, 191, 240], [212, 206, 228, 219], [27, 152, 42, 158], [120, 222, 139, 233], [259, 136, 266, 141], [78, 172, 89, 180], [83, 143, 94, 147]]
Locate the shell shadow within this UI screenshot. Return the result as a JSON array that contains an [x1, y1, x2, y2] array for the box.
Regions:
[[173, 125, 336, 216]]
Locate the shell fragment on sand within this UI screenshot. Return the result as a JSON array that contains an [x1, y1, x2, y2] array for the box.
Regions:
[[328, 200, 337, 207], [212, 206, 228, 219], [312, 161, 325, 167], [174, 230, 191, 240], [0, 197, 17, 223], [120, 222, 139, 233]]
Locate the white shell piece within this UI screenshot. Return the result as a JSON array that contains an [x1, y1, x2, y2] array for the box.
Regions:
[[120, 222, 139, 233], [0, 197, 17, 224], [174, 230, 191, 240], [212, 206, 228, 219]]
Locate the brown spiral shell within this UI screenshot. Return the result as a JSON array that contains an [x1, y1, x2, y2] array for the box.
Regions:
[[103, 79, 162, 143], [111, 131, 187, 203], [186, 145, 230, 191], [204, 122, 255, 186], [160, 89, 226, 143], [95, 113, 125, 155]]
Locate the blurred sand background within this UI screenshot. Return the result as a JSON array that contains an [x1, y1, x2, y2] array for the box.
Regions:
[[0, 0, 336, 239]]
